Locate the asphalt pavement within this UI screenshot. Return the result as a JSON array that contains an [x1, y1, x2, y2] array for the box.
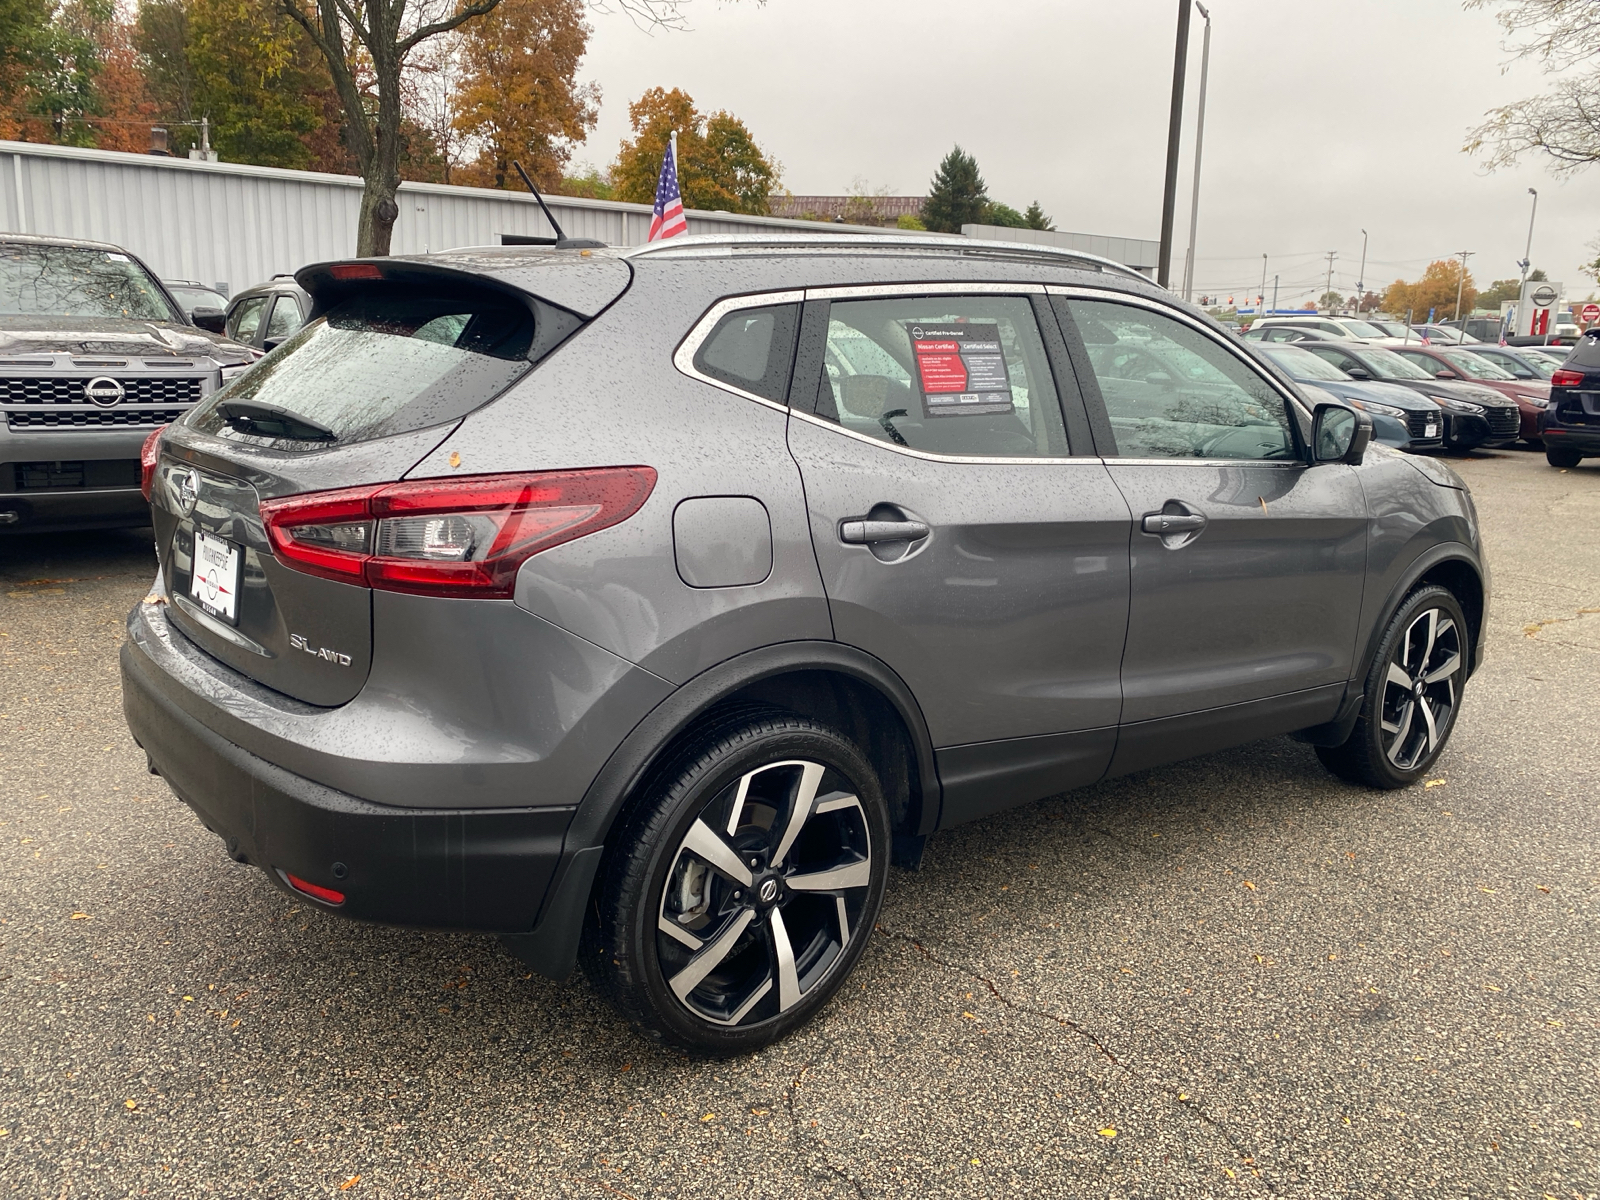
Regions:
[[1, 449, 1597, 1199]]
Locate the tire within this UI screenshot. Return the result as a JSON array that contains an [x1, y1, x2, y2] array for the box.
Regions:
[[1546, 446, 1583, 468], [1317, 585, 1469, 790], [583, 709, 890, 1056]]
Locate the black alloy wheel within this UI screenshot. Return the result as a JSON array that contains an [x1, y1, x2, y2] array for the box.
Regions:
[[585, 710, 889, 1055], [1318, 585, 1469, 789]]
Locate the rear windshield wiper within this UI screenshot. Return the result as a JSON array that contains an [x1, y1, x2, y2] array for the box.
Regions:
[[217, 399, 337, 443]]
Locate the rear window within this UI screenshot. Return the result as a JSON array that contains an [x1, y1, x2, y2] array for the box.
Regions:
[[189, 287, 577, 447], [1571, 334, 1600, 369]]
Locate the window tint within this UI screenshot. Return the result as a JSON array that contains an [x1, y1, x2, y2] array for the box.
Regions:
[[229, 296, 267, 341], [1569, 334, 1600, 368], [815, 295, 1068, 458], [1393, 349, 1447, 375], [1304, 346, 1362, 375], [1065, 298, 1296, 461], [691, 304, 799, 403], [265, 296, 304, 340], [1441, 349, 1513, 380], [191, 286, 563, 447]]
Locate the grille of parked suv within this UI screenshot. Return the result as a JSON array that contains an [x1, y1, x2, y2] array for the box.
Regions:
[[1487, 407, 1520, 437], [0, 376, 204, 406], [1406, 411, 1439, 438], [0, 375, 204, 430]]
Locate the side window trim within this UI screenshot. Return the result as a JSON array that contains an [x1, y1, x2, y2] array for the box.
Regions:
[[673, 289, 805, 412], [1046, 284, 1312, 463]]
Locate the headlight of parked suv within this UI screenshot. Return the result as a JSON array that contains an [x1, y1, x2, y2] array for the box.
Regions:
[[1431, 395, 1483, 414], [1351, 399, 1407, 419]]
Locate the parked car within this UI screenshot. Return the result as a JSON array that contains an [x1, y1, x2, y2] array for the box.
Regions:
[[1296, 340, 1522, 451], [163, 280, 229, 333], [1540, 331, 1600, 468], [123, 234, 1488, 1054], [1521, 346, 1574, 368], [1242, 315, 1405, 343], [1439, 317, 1506, 342], [224, 275, 311, 351], [1462, 344, 1557, 382], [0, 234, 255, 533], [1410, 324, 1480, 345], [1364, 320, 1412, 339], [1254, 343, 1444, 452], [1388, 344, 1546, 441]]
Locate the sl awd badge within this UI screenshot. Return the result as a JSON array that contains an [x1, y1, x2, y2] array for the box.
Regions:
[[289, 634, 352, 666]]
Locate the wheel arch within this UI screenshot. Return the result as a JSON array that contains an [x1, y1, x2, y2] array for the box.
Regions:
[[1363, 543, 1487, 687]]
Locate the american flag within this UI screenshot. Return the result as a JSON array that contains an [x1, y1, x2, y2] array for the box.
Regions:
[[647, 135, 688, 242]]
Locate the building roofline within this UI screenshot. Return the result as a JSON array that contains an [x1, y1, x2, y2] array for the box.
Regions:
[[621, 233, 1150, 282]]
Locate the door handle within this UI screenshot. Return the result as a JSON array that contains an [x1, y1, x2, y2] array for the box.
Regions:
[[1140, 512, 1206, 535], [840, 518, 931, 545]]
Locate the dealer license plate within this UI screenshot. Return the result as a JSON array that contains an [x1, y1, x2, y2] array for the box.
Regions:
[[1425, 421, 1439, 438], [190, 528, 241, 624]]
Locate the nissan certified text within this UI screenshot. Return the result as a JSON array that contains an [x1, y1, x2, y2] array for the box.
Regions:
[[123, 236, 1488, 1055]]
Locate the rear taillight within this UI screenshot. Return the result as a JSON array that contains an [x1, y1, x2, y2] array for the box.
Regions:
[[259, 468, 656, 598], [1550, 369, 1585, 387], [139, 425, 169, 501]]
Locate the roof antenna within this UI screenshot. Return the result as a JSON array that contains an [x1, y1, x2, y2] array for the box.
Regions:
[[512, 161, 605, 250]]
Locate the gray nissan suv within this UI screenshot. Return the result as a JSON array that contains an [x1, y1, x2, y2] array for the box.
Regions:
[[121, 235, 1489, 1055]]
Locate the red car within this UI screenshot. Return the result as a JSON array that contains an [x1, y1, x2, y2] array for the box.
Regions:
[[1388, 344, 1550, 441]]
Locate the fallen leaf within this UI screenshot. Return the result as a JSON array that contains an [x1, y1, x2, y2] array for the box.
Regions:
[[1177, 1092, 1188, 1101], [1537, 885, 1551, 893], [1570, 1118, 1583, 1129], [1223, 1166, 1236, 1179], [0, 1127, 8, 1136], [962, 1012, 977, 1020], [70, 912, 91, 920], [1484, 984, 1501, 992], [182, 996, 194, 1002], [339, 1177, 360, 1191], [750, 1108, 769, 1116], [1242, 880, 1256, 891], [1547, 1019, 1564, 1028], [970, 1157, 981, 1166], [448, 451, 461, 469], [1099, 1127, 1117, 1138], [1478, 887, 1496, 894], [700, 1113, 716, 1122], [124, 1100, 137, 1110], [1424, 778, 1446, 788]]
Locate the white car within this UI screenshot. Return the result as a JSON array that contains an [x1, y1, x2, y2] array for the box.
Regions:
[[1243, 315, 1410, 345]]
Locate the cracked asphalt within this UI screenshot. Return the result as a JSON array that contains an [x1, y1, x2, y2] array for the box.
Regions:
[[2, 448, 1598, 1199]]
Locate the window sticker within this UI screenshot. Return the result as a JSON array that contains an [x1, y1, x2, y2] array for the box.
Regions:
[[903, 320, 1013, 417], [105, 253, 130, 262]]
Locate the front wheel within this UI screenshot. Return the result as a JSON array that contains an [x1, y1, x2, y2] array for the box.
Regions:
[[1317, 585, 1469, 789], [1546, 446, 1583, 468], [584, 710, 890, 1056]]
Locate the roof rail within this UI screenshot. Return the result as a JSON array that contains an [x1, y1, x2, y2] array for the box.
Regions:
[[622, 233, 1151, 284]]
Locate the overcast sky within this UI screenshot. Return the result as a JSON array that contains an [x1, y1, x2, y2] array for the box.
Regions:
[[574, 0, 1600, 307]]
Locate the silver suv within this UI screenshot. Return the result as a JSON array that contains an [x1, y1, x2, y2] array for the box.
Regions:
[[0, 235, 254, 532], [121, 236, 1489, 1054]]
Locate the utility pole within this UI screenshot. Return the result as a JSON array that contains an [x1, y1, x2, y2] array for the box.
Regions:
[[1157, 0, 1193, 290], [1180, 2, 1211, 303], [1356, 229, 1368, 314], [1323, 251, 1337, 312], [1454, 250, 1474, 321], [1271, 274, 1279, 317], [1259, 253, 1268, 320]]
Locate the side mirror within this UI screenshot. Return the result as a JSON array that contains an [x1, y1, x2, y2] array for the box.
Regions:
[[262, 338, 283, 353], [191, 306, 226, 333], [1345, 367, 1372, 380], [1312, 402, 1372, 466]]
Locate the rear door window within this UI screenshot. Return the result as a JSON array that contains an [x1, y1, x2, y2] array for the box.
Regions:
[[264, 295, 305, 341], [811, 295, 1068, 458], [190, 285, 576, 447]]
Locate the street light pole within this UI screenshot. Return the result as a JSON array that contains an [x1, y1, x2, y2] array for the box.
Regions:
[[1356, 229, 1368, 314], [1454, 250, 1474, 321], [1180, 2, 1211, 303], [1157, 0, 1193, 290], [1323, 251, 1337, 311], [1518, 188, 1538, 284]]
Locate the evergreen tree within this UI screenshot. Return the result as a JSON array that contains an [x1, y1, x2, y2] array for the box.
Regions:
[[984, 201, 1026, 228], [922, 145, 987, 234], [1024, 201, 1054, 231]]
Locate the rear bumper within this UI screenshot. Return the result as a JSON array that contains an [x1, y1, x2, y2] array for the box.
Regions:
[[1539, 423, 1600, 454], [122, 631, 575, 932]]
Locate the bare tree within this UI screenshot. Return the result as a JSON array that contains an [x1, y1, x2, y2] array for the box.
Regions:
[[282, 0, 687, 256], [1465, 0, 1600, 171]]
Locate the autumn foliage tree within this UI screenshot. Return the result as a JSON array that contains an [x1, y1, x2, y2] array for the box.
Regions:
[[1383, 260, 1478, 322], [451, 0, 598, 191], [611, 87, 779, 215]]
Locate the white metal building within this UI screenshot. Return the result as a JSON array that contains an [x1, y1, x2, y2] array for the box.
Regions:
[[962, 222, 1159, 278], [0, 140, 891, 296]]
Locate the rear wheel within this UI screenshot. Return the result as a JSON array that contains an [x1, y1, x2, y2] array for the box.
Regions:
[[1317, 585, 1468, 789], [584, 710, 889, 1056], [1546, 446, 1583, 468]]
